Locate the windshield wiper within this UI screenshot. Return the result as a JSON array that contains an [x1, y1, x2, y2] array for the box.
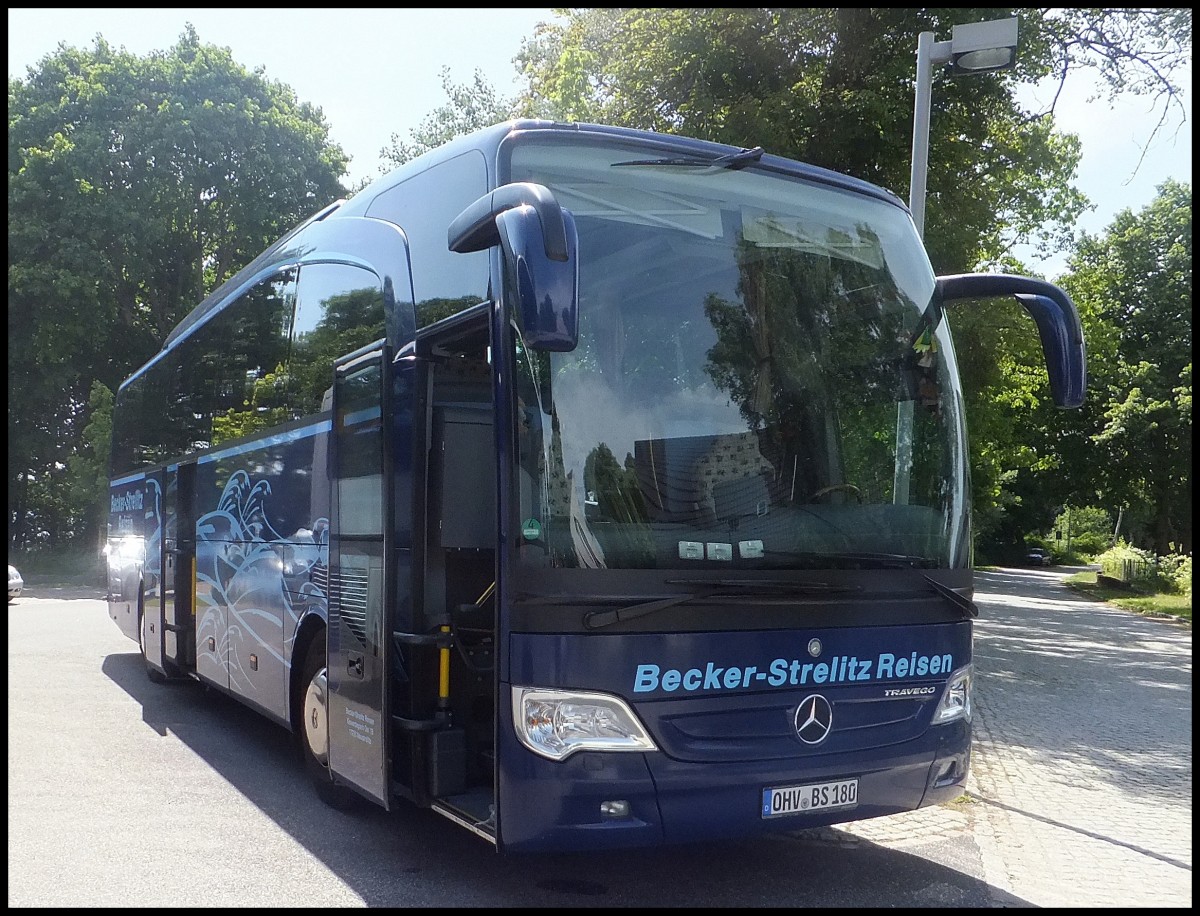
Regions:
[[583, 579, 861, 630], [663, 577, 861, 592], [762, 550, 938, 570], [611, 146, 765, 172], [924, 574, 978, 619]]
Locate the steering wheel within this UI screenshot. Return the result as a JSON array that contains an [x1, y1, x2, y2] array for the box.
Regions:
[[809, 483, 863, 503]]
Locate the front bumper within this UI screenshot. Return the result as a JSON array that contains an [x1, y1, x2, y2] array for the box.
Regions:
[[496, 711, 970, 853]]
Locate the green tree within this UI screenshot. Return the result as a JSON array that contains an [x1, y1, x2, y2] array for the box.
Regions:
[[1048, 505, 1112, 557], [63, 381, 115, 549], [1058, 180, 1191, 553], [380, 67, 518, 169], [8, 25, 349, 549]]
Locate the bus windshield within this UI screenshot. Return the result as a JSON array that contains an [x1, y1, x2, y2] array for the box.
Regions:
[[508, 136, 968, 572]]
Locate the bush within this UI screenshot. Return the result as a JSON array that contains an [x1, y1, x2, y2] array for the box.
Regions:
[[1095, 541, 1156, 584], [1067, 532, 1108, 557], [1158, 553, 1192, 597], [1095, 541, 1193, 595], [9, 545, 106, 584]]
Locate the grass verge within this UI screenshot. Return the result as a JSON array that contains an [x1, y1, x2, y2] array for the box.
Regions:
[[1064, 570, 1191, 622]]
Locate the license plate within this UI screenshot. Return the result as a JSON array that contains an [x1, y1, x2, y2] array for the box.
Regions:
[[762, 778, 859, 818]]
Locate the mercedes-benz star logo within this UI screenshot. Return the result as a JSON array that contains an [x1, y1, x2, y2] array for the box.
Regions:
[[794, 694, 834, 745]]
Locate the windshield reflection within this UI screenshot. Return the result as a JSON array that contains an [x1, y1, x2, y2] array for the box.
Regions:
[[509, 138, 968, 571]]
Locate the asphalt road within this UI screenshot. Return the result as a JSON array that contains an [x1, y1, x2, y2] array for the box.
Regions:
[[7, 568, 1191, 907]]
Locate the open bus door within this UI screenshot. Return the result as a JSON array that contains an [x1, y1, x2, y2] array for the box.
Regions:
[[139, 470, 166, 677], [139, 464, 196, 680], [159, 463, 196, 676], [326, 343, 392, 806]]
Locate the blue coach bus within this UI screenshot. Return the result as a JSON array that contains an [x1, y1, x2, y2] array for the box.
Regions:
[[106, 119, 1085, 852]]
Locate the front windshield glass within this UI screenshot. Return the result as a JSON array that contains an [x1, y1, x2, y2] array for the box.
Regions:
[[507, 136, 968, 571]]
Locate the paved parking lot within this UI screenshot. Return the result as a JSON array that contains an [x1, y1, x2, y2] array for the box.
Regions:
[[965, 567, 1191, 907], [838, 567, 1192, 907], [8, 568, 1192, 907]]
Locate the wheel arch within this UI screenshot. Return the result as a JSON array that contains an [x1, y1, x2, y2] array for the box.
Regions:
[[290, 611, 328, 732]]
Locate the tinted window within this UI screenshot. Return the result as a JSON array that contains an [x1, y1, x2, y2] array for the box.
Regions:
[[365, 150, 490, 328], [181, 270, 297, 448], [289, 262, 385, 418], [111, 371, 162, 473], [111, 271, 297, 473], [508, 136, 963, 572], [335, 360, 384, 537]]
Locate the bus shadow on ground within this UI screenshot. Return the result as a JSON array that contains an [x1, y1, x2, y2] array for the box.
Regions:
[[102, 649, 1028, 908]]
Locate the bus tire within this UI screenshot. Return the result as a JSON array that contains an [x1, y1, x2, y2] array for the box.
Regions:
[[296, 635, 360, 810], [138, 606, 168, 684]]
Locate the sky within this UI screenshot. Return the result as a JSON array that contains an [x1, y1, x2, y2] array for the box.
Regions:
[[8, 8, 1192, 279]]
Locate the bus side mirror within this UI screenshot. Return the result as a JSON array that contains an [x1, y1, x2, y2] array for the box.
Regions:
[[936, 273, 1087, 408], [448, 182, 580, 352], [497, 205, 579, 352]]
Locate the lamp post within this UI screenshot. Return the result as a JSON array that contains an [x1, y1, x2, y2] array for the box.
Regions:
[[895, 17, 1018, 507], [908, 16, 1019, 237]]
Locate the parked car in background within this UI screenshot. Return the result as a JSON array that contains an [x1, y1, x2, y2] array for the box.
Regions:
[[8, 565, 23, 601], [1025, 548, 1053, 567]]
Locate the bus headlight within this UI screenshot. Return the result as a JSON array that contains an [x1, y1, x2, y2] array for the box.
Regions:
[[512, 687, 657, 761], [932, 663, 972, 724]]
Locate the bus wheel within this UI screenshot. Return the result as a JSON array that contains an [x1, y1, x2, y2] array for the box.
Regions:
[[139, 608, 168, 684], [296, 636, 359, 810]]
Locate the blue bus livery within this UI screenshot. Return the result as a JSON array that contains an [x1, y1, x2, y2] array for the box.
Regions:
[[106, 119, 1085, 852]]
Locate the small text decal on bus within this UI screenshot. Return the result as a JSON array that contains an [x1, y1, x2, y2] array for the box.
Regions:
[[110, 490, 145, 512], [632, 652, 954, 694]]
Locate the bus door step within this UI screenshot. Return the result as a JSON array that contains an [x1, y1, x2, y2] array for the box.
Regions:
[[434, 788, 494, 830]]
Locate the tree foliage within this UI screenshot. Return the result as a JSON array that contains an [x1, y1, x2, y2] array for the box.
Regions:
[[8, 25, 349, 549], [64, 381, 115, 550], [1043, 505, 1109, 556], [1058, 180, 1192, 553], [520, 9, 1073, 269], [380, 67, 519, 169], [513, 8, 1189, 268]]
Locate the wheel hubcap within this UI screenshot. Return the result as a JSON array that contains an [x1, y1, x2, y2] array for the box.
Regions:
[[304, 667, 329, 766]]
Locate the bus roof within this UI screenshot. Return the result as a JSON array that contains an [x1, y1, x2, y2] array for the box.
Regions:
[[339, 119, 907, 217], [152, 119, 908, 371]]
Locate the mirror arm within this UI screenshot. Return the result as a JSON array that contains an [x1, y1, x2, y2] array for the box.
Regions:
[[448, 182, 568, 261], [936, 273, 1087, 409]]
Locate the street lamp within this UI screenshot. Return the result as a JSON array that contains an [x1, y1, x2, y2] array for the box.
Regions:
[[895, 17, 1018, 507], [908, 17, 1018, 237]]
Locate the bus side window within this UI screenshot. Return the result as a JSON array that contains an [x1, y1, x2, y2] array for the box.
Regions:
[[196, 270, 297, 448], [113, 269, 298, 469], [289, 263, 386, 419], [364, 150, 490, 329]]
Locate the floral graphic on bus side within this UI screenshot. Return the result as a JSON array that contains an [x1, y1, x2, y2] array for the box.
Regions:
[[195, 470, 328, 695]]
